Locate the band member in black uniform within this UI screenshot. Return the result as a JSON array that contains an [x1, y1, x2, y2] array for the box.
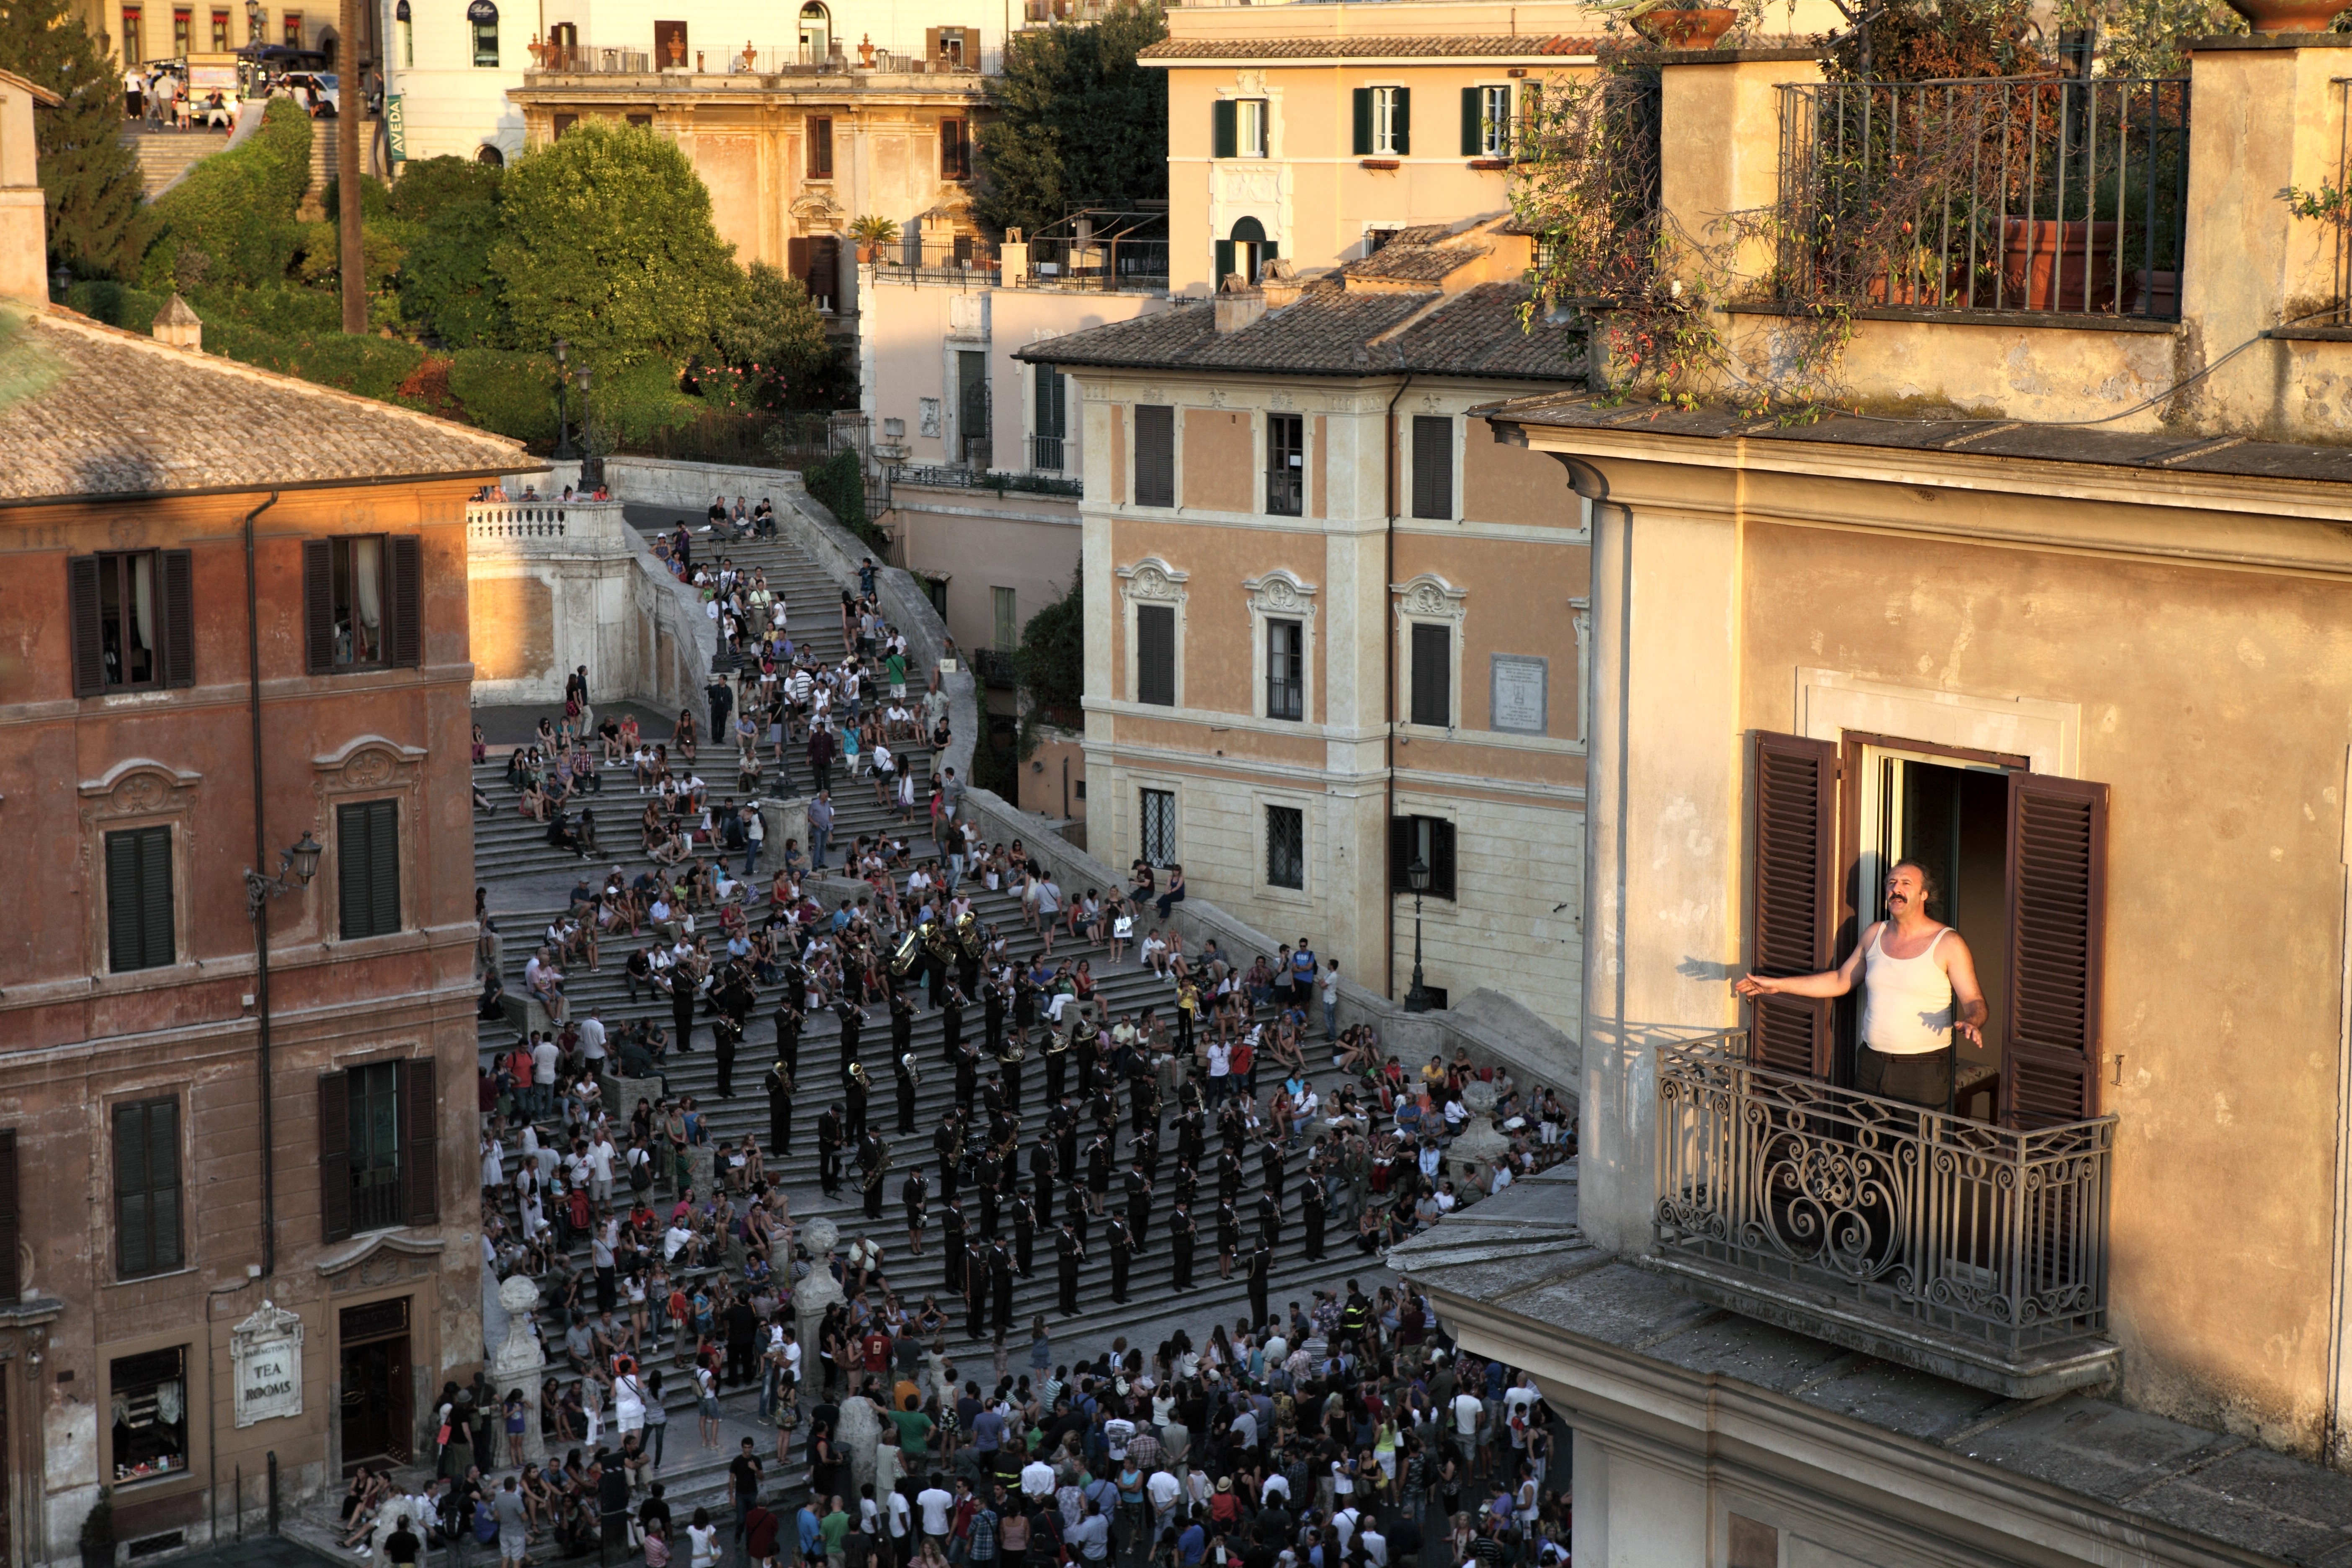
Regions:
[[1030, 1140, 1057, 1228], [1074, 1018, 1103, 1096], [1168, 1202, 1197, 1291], [934, 1114, 963, 1204], [859, 1129, 889, 1219], [904, 1164, 930, 1255], [963, 1243, 987, 1340], [713, 966, 756, 1096], [988, 1239, 1016, 1334], [773, 996, 805, 1078], [763, 1057, 795, 1155], [1055, 1222, 1083, 1316], [952, 1037, 981, 1109], [670, 973, 696, 1055], [1106, 1213, 1134, 1305], [843, 1060, 871, 1140], [1247, 1240, 1271, 1329], [1216, 1148, 1243, 1208], [975, 1143, 1003, 1235], [1042, 1010, 1069, 1106], [889, 988, 916, 1066], [1066, 1180, 1089, 1251], [1011, 1187, 1037, 1274], [1128, 1050, 1158, 1136], [981, 978, 1006, 1059], [998, 1031, 1025, 1116], [1216, 1197, 1239, 1278], [1171, 1158, 1198, 1217], [815, 1104, 843, 1197], [940, 985, 965, 1060], [956, 922, 982, 999], [980, 1074, 1006, 1123], [1011, 970, 1037, 1053], [1218, 1100, 1247, 1156], [1301, 1174, 1326, 1262], [1132, 1124, 1161, 1184], [834, 997, 869, 1081], [1050, 1099, 1080, 1181], [1261, 1134, 1288, 1206], [1084, 1130, 1112, 1218], [1174, 1103, 1205, 1171], [1256, 1185, 1282, 1255], [1123, 1164, 1154, 1252], [894, 1049, 921, 1135], [942, 1200, 968, 1295]]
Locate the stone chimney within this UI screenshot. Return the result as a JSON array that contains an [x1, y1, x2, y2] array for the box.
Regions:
[[1259, 257, 1302, 310], [0, 69, 61, 306], [154, 292, 204, 351], [1214, 272, 1264, 333]]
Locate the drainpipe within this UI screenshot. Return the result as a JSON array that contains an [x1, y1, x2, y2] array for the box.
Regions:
[[1382, 374, 1413, 1000], [205, 1275, 259, 1545], [243, 491, 283, 1279]]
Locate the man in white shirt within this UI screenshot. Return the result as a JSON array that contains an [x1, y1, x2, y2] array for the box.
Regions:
[[579, 1011, 608, 1069], [1450, 1388, 1485, 1465], [916, 1483, 954, 1546], [1146, 1467, 1181, 1535], [1103, 1414, 1135, 1463], [531, 1035, 559, 1120], [1021, 1454, 1056, 1499], [587, 1132, 616, 1203], [1358, 1523, 1387, 1568]]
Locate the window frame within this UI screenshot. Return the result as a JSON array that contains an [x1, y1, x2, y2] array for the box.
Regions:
[[1390, 813, 1458, 901], [122, 7, 143, 65], [304, 534, 421, 675], [337, 797, 402, 941], [1393, 573, 1467, 734], [807, 115, 835, 179], [1265, 412, 1304, 517], [104, 824, 177, 974], [71, 548, 193, 697], [940, 116, 971, 181], [469, 13, 496, 64], [346, 1060, 405, 1233], [1138, 787, 1178, 868], [1236, 97, 1268, 157], [1245, 570, 1317, 727], [1265, 802, 1306, 892], [1265, 617, 1304, 722], [1118, 556, 1187, 709], [113, 1097, 185, 1282], [1372, 85, 1408, 156], [1410, 413, 1455, 521], [1132, 404, 1176, 508], [992, 587, 1018, 654]]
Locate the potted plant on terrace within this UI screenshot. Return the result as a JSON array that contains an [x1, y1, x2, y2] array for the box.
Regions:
[[1591, 0, 1743, 48], [850, 215, 900, 264]]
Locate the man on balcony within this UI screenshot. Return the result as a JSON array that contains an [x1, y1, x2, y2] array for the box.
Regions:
[[1733, 860, 1986, 1112]]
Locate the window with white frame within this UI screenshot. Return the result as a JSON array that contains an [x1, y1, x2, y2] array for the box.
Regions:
[[1394, 574, 1466, 730], [1478, 84, 1512, 156], [1140, 788, 1177, 867], [1375, 87, 1405, 154], [1237, 97, 1268, 157], [1266, 804, 1305, 890], [1246, 570, 1317, 725]]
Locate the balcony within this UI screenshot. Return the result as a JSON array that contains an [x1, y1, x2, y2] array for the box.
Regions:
[[872, 235, 998, 283], [1651, 1030, 2118, 1398], [1774, 75, 2188, 322]]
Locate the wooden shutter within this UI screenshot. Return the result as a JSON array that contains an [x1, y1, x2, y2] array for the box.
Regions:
[[1461, 86, 1482, 155], [302, 538, 334, 673], [1212, 98, 1237, 159], [1351, 88, 1372, 156], [106, 826, 173, 973], [0, 1131, 20, 1304], [812, 238, 841, 305], [1393, 88, 1411, 155], [1214, 240, 1235, 286], [318, 1071, 353, 1243], [1748, 731, 1836, 1077], [160, 548, 195, 688], [1389, 817, 1411, 893], [809, 116, 833, 178], [789, 236, 812, 286], [2001, 774, 2108, 1128], [925, 25, 939, 62], [941, 117, 961, 178], [1409, 622, 1449, 727], [402, 1055, 440, 1225], [1136, 604, 1175, 707], [339, 799, 400, 939], [69, 555, 106, 696], [115, 1099, 182, 1278], [1134, 405, 1174, 506], [387, 534, 422, 668], [1411, 415, 1452, 520], [1429, 817, 1457, 900]]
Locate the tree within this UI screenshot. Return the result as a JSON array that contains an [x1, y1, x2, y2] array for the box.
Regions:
[[391, 157, 508, 347], [487, 121, 739, 367], [709, 260, 831, 406], [0, 0, 147, 279], [1014, 577, 1084, 727], [975, 3, 1167, 237]]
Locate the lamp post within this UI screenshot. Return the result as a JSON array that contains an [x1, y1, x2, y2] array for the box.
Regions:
[[577, 362, 604, 490], [242, 827, 320, 1280], [1404, 854, 1431, 1013], [552, 338, 579, 462]]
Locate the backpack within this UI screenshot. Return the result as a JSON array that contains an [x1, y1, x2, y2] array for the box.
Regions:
[[630, 1155, 655, 1193]]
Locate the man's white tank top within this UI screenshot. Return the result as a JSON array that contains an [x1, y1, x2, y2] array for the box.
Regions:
[[1859, 925, 1955, 1056]]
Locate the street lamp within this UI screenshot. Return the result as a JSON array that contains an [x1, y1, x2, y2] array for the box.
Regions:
[[552, 338, 579, 462], [1404, 853, 1431, 1013], [244, 830, 323, 920], [576, 361, 604, 490]]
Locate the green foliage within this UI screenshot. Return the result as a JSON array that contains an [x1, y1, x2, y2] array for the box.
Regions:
[[707, 261, 830, 405], [64, 279, 169, 333], [2056, 0, 2244, 76], [582, 356, 696, 447], [488, 121, 740, 367], [976, 4, 1168, 237], [140, 98, 313, 290], [1014, 576, 1085, 720], [190, 281, 343, 336], [1823, 0, 2040, 79], [398, 193, 507, 347], [0, 0, 146, 279], [849, 214, 900, 247], [446, 347, 562, 441], [802, 447, 886, 552], [202, 320, 425, 400], [386, 155, 505, 222]]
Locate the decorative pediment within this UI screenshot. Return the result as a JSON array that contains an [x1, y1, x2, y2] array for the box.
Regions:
[[1117, 558, 1189, 605], [1391, 573, 1467, 621], [790, 191, 846, 228], [314, 736, 428, 785], [79, 759, 202, 813], [315, 1230, 443, 1281], [1243, 569, 1317, 619]]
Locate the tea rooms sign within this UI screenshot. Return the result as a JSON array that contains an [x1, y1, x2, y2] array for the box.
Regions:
[[231, 1302, 304, 1428]]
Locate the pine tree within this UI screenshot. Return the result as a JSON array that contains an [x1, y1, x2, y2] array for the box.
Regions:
[[975, 3, 1167, 238], [0, 0, 147, 279]]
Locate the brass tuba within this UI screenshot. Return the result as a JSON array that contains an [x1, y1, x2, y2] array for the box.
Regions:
[[955, 910, 984, 959], [889, 927, 924, 977]]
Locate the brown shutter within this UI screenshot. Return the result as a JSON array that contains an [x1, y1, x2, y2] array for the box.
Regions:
[[302, 538, 335, 673], [387, 534, 422, 668], [1429, 818, 1457, 900], [0, 1130, 21, 1303], [1748, 731, 1836, 1077], [789, 236, 812, 287], [319, 1070, 353, 1243], [401, 1056, 439, 1225], [69, 555, 106, 696], [924, 25, 939, 63], [160, 548, 195, 687], [2000, 774, 2108, 1128], [1389, 816, 1411, 893]]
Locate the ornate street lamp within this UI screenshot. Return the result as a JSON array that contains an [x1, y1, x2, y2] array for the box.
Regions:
[[245, 830, 322, 920], [576, 361, 604, 490], [552, 338, 580, 462], [1404, 854, 1431, 1013]]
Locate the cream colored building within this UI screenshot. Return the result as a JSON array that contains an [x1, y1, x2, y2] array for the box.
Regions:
[[1384, 34, 2352, 1568], [1025, 221, 1589, 1032]]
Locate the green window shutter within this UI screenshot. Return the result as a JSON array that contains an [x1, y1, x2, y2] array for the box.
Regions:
[[1214, 240, 1235, 286], [1393, 88, 1411, 155], [1462, 86, 1481, 155], [1212, 98, 1237, 160], [1352, 88, 1372, 156], [1262, 240, 1278, 265]]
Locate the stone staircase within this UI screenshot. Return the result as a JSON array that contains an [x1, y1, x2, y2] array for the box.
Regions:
[[122, 127, 235, 196], [452, 510, 1382, 1552]]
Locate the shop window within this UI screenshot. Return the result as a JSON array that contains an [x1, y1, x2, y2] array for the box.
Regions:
[[110, 1346, 191, 1486]]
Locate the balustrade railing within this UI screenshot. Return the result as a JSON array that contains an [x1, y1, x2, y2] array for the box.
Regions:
[[1654, 1030, 2114, 1359], [1022, 236, 1170, 291], [467, 498, 626, 550]]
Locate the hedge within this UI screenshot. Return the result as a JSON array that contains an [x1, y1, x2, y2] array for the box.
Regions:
[[139, 98, 313, 291], [64, 280, 169, 333], [446, 348, 561, 442], [202, 320, 425, 401]]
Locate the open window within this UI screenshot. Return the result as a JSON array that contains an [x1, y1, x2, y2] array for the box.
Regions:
[[1746, 730, 2108, 1127]]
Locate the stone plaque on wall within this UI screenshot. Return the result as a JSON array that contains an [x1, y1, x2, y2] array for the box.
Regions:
[[1490, 655, 1548, 735], [231, 1301, 304, 1428]]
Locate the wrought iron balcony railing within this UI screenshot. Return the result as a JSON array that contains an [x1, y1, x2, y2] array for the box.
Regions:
[[1652, 1029, 2117, 1397]]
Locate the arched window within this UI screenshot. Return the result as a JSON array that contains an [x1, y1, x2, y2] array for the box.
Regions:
[[475, 143, 505, 166], [466, 0, 498, 67], [798, 1, 830, 62], [394, 0, 411, 65], [1216, 216, 1276, 287]]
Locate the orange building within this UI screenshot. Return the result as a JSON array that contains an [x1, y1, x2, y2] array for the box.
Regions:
[[0, 301, 528, 1562]]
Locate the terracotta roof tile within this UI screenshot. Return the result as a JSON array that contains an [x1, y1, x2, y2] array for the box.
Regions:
[[1138, 34, 1601, 61], [1015, 282, 1583, 383], [0, 308, 531, 503]]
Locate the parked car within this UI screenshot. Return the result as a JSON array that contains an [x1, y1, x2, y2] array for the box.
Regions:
[[282, 70, 338, 116]]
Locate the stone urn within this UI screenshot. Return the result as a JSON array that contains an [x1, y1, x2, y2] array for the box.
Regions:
[[795, 1216, 845, 1367], [1445, 1077, 1512, 1194]]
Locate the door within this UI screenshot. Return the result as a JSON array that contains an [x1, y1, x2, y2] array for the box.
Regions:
[[957, 351, 990, 469], [339, 1297, 414, 1473]]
